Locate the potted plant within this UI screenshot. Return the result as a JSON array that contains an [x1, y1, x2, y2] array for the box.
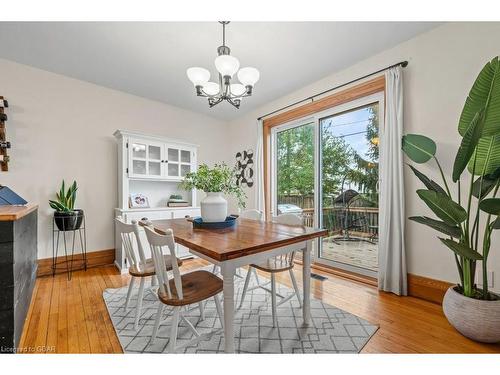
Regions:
[[180, 163, 246, 222], [402, 57, 500, 343], [49, 180, 84, 231]]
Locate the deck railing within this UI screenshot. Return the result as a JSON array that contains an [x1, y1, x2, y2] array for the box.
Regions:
[[301, 206, 378, 237]]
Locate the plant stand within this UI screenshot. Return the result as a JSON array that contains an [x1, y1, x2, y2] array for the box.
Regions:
[[52, 213, 87, 280]]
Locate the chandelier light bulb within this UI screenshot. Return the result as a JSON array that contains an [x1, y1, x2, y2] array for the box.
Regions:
[[230, 83, 246, 96], [186, 67, 210, 86], [237, 67, 260, 87], [215, 55, 240, 78], [203, 82, 220, 96]]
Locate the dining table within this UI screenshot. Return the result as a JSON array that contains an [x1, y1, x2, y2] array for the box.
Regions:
[[145, 216, 328, 353]]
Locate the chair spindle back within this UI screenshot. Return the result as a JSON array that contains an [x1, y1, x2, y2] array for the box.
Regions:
[[274, 213, 303, 265], [115, 218, 147, 272], [144, 226, 183, 300], [239, 209, 263, 221]]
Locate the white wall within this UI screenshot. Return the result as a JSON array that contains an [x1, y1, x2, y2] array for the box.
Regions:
[[225, 22, 500, 290], [0, 58, 229, 259]]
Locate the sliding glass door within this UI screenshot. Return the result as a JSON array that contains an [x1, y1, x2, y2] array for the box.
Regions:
[[271, 93, 383, 277]]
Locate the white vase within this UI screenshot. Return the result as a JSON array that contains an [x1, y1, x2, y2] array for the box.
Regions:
[[200, 192, 228, 222]]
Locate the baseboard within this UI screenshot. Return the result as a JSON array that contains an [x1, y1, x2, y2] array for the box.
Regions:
[[407, 273, 453, 305], [37, 248, 115, 277], [301, 260, 451, 304], [310, 262, 378, 286]]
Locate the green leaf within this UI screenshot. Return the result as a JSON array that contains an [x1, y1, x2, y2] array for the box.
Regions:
[[402, 134, 436, 164], [59, 180, 65, 204], [471, 167, 500, 198], [453, 109, 484, 182], [409, 216, 462, 238], [467, 134, 500, 176], [417, 189, 467, 225], [408, 164, 447, 196], [479, 198, 500, 215], [492, 217, 500, 229], [49, 200, 67, 212], [439, 238, 483, 260], [458, 57, 500, 138]]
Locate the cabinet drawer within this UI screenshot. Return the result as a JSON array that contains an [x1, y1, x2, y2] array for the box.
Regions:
[[125, 211, 173, 222], [172, 208, 200, 219]]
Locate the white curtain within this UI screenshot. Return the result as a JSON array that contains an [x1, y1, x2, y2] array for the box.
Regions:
[[378, 66, 407, 295], [255, 119, 265, 213]]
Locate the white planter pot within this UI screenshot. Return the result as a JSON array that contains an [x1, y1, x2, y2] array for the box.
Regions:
[[443, 286, 500, 343], [200, 192, 228, 223]]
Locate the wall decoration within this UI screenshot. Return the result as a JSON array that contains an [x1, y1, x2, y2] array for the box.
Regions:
[[129, 193, 150, 208], [0, 96, 10, 172], [235, 149, 254, 187]]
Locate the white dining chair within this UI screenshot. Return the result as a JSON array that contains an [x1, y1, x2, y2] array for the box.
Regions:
[[212, 209, 263, 275], [115, 218, 183, 331], [238, 213, 303, 327], [144, 226, 224, 352]]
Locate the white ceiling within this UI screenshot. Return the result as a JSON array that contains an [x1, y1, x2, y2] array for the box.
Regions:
[[0, 22, 441, 120]]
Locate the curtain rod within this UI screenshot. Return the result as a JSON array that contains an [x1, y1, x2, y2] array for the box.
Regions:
[[257, 60, 408, 121]]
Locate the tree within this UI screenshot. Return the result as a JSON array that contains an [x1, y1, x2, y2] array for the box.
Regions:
[[276, 123, 353, 201], [275, 103, 380, 207]]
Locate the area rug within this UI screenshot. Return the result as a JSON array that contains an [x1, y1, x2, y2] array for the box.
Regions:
[[102, 268, 378, 353]]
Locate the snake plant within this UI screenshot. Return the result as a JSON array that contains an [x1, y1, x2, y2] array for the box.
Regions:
[[49, 180, 78, 212], [402, 57, 500, 300]]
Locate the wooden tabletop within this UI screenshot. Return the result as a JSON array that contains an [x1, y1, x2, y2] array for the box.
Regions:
[[145, 217, 328, 261], [0, 204, 38, 221]]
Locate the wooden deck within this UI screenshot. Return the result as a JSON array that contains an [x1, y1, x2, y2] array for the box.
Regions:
[[18, 259, 500, 354]]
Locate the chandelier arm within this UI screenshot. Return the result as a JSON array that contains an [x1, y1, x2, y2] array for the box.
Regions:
[[209, 96, 224, 108], [227, 98, 241, 109]]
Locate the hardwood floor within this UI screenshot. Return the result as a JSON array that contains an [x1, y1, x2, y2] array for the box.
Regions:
[[19, 259, 500, 354]]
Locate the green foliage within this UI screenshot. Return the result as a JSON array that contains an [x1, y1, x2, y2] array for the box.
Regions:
[[409, 216, 461, 238], [408, 165, 447, 196], [439, 238, 483, 261], [49, 180, 77, 212], [275, 107, 380, 208], [401, 134, 436, 163], [416, 189, 467, 225], [456, 57, 500, 178], [453, 109, 485, 181], [458, 57, 500, 138], [180, 163, 246, 208], [479, 198, 500, 215], [276, 123, 316, 196], [402, 57, 500, 300]]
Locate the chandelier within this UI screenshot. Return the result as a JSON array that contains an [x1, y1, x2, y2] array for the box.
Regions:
[[186, 21, 260, 109]]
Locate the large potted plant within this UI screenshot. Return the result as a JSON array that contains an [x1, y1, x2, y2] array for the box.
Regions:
[[402, 57, 500, 343], [180, 163, 246, 222], [49, 180, 84, 231]]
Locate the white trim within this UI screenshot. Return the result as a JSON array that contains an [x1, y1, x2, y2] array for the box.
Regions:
[[114, 129, 200, 148]]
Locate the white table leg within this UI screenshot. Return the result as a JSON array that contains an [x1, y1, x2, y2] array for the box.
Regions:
[[221, 264, 236, 353], [302, 240, 312, 325]]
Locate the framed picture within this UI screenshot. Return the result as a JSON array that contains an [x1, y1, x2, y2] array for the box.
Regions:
[[129, 193, 150, 208]]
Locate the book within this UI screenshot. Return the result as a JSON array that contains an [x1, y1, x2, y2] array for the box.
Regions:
[[167, 202, 190, 207]]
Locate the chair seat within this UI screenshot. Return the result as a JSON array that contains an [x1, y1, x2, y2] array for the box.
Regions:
[[251, 257, 294, 273], [129, 255, 183, 277], [158, 270, 223, 306]]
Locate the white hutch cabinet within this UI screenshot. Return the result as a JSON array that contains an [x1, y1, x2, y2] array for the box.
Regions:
[[113, 130, 200, 272]]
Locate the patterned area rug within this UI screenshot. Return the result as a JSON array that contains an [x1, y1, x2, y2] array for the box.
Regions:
[[102, 269, 378, 353]]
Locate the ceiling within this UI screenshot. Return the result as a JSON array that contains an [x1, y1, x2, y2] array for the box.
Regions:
[[0, 22, 441, 120]]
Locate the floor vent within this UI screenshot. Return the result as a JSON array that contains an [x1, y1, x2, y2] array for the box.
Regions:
[[311, 273, 327, 281]]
